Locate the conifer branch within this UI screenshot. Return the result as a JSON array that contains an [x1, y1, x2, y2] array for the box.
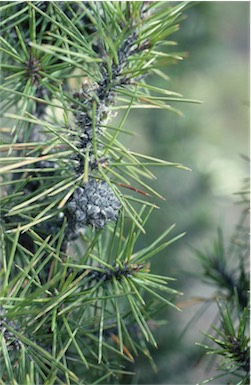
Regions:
[[0, 2, 192, 383]]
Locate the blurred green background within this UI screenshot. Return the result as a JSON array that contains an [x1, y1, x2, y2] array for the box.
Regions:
[[120, 2, 249, 384]]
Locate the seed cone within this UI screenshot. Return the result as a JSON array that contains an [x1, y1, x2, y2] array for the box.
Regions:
[[66, 178, 121, 238]]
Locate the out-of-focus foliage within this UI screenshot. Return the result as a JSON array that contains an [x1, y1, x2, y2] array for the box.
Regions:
[[198, 302, 250, 385], [120, 2, 249, 384], [195, 171, 249, 384]]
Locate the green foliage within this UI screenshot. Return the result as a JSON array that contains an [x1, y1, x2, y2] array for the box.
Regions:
[[197, 302, 250, 385], [1, 1, 191, 235], [195, 176, 250, 385], [0, 211, 185, 384], [0, 1, 193, 383], [196, 227, 249, 310]]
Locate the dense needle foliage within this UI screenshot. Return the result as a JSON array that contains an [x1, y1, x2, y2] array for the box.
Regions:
[[1, 2, 248, 384], [0, 2, 192, 384]]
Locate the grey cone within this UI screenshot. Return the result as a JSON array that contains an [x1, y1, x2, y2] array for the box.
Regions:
[[66, 178, 121, 238]]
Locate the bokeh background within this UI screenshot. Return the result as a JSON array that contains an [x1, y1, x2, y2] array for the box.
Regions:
[[119, 2, 249, 384]]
